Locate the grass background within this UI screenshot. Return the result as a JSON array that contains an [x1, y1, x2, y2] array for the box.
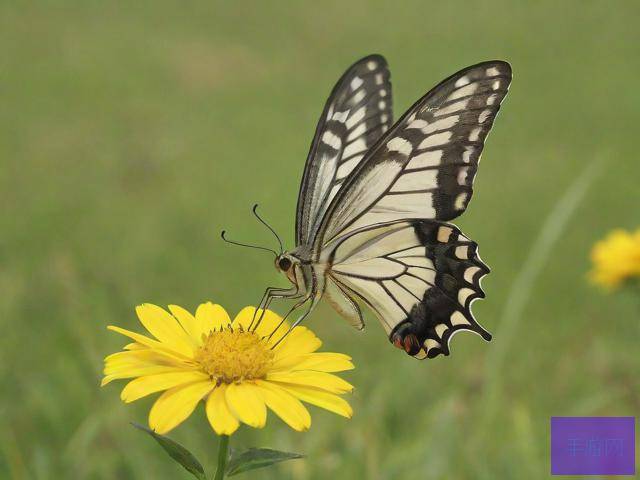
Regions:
[[1, 1, 639, 478]]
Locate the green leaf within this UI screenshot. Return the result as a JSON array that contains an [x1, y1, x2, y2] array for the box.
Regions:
[[226, 448, 304, 476], [131, 423, 207, 480]]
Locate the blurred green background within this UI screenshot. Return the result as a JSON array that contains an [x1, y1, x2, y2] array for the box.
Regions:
[[1, 1, 638, 478]]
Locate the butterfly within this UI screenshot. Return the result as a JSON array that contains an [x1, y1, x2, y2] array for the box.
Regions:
[[224, 54, 512, 359]]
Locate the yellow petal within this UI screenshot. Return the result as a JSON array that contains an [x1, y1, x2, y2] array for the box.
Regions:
[[103, 364, 179, 383], [278, 384, 353, 418], [104, 348, 183, 368], [124, 342, 146, 350], [255, 380, 310, 431], [270, 326, 322, 360], [103, 357, 181, 382], [149, 381, 214, 434], [121, 371, 209, 403], [271, 352, 354, 373], [195, 302, 231, 336], [168, 305, 204, 344], [102, 367, 182, 386], [225, 382, 267, 428], [206, 384, 240, 435], [107, 326, 192, 362], [135, 304, 195, 355], [102, 349, 187, 385], [267, 371, 354, 394], [233, 307, 286, 336], [107, 326, 164, 349], [271, 326, 322, 358]]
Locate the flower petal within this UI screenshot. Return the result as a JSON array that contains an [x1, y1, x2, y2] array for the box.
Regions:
[[206, 384, 240, 435], [168, 304, 204, 344], [589, 228, 640, 288], [102, 367, 183, 386], [107, 325, 163, 349], [271, 352, 354, 373], [195, 302, 231, 336], [121, 371, 210, 403], [277, 384, 353, 418], [107, 326, 192, 362], [233, 307, 285, 336], [102, 349, 188, 385], [148, 381, 214, 434], [136, 304, 195, 355], [255, 380, 310, 431], [104, 348, 183, 367], [267, 371, 354, 394], [225, 382, 267, 428], [271, 326, 322, 358]]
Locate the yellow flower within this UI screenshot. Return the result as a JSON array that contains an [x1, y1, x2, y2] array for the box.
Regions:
[[589, 228, 640, 289], [102, 303, 354, 435]]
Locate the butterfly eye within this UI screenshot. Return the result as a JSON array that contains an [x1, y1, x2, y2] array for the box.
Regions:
[[278, 257, 292, 271]]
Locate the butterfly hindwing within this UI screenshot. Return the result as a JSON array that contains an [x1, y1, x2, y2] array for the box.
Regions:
[[326, 220, 489, 359], [295, 55, 393, 248], [323, 276, 365, 330], [317, 61, 512, 247]]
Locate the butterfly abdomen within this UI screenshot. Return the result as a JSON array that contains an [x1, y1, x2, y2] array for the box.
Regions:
[[389, 221, 490, 359]]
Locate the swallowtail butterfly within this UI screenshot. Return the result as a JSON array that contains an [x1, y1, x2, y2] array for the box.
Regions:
[[228, 55, 512, 359]]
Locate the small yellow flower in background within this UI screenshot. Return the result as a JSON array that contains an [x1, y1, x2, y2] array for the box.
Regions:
[[589, 228, 640, 289], [102, 303, 354, 435]]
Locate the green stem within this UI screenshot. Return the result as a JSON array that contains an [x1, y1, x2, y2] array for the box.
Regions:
[[213, 435, 230, 480]]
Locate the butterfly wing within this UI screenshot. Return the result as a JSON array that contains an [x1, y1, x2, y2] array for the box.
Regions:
[[324, 276, 365, 330], [295, 55, 393, 248], [318, 61, 511, 357], [315, 61, 512, 248], [326, 220, 489, 359]]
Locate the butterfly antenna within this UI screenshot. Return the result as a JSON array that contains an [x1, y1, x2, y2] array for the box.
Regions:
[[252, 204, 284, 254], [220, 230, 278, 257]]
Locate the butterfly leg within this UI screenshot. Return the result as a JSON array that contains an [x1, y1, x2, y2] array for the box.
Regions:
[[264, 294, 313, 341], [270, 294, 320, 348], [250, 284, 302, 331]]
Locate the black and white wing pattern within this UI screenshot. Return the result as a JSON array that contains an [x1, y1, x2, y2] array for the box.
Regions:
[[295, 55, 393, 248], [317, 61, 512, 247], [326, 220, 490, 359], [318, 61, 511, 358]]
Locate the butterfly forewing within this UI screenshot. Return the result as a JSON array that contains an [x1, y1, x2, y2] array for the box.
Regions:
[[317, 61, 512, 247], [295, 55, 393, 248]]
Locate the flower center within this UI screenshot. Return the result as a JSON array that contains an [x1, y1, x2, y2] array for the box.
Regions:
[[194, 326, 275, 384]]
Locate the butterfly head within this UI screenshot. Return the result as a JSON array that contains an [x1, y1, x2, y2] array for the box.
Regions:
[[275, 253, 300, 284], [275, 254, 292, 272]]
